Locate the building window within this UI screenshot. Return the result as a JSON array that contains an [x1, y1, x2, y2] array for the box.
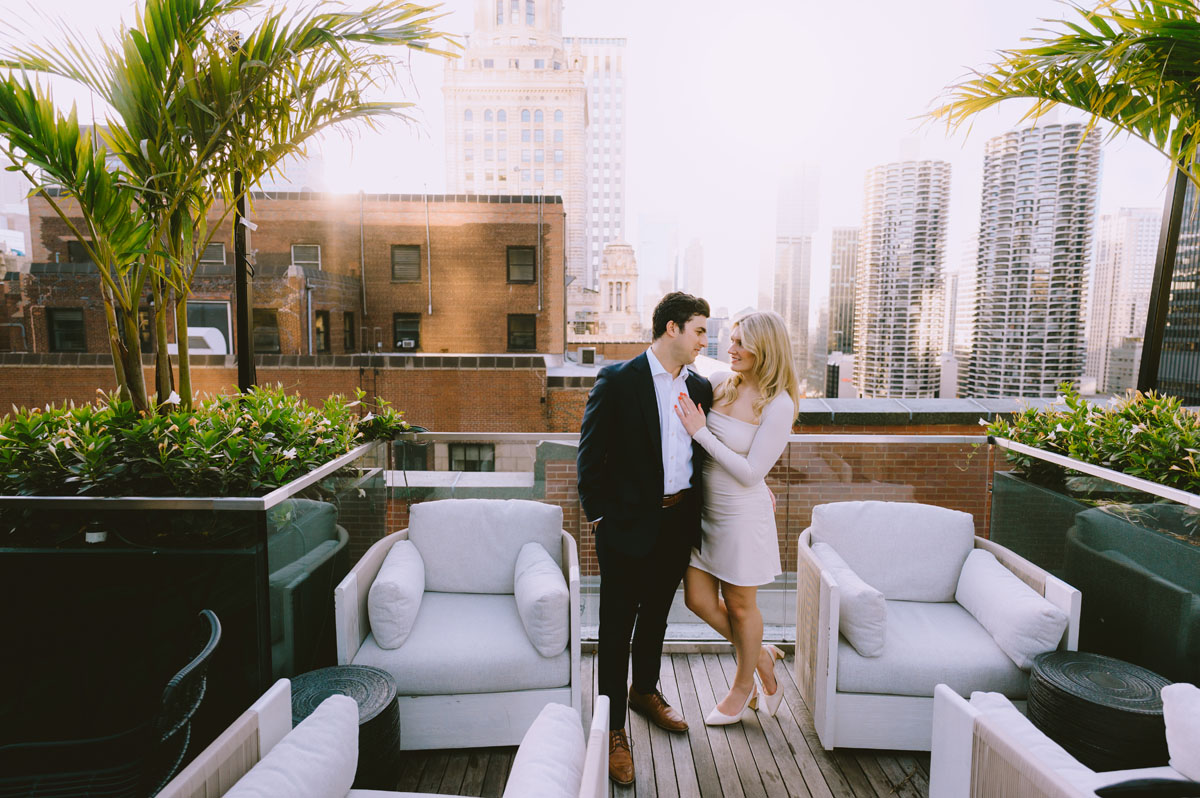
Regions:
[[554, 109, 563, 122], [66, 240, 92, 264], [47, 308, 86, 352], [495, 0, 502, 24], [554, 169, 563, 182], [187, 300, 231, 354], [485, 130, 494, 142], [525, 0, 534, 25], [554, 149, 563, 163], [464, 109, 473, 122], [534, 110, 543, 123], [484, 109, 493, 122], [507, 246, 536, 283], [534, 168, 544, 182], [498, 130, 507, 142], [450, 443, 495, 472], [498, 109, 506, 122], [509, 58, 519, 68], [314, 310, 330, 353], [534, 129, 544, 143], [464, 149, 474, 161], [499, 149, 507, 162], [483, 58, 494, 68], [392, 245, 421, 282], [393, 313, 420, 351], [535, 149, 544, 162], [253, 308, 281, 354], [485, 149, 493, 161], [291, 244, 321, 268], [507, 314, 536, 351], [199, 243, 225, 265], [344, 312, 355, 351], [521, 109, 530, 122], [534, 58, 545, 69], [522, 149, 530, 162], [464, 130, 474, 142], [554, 129, 563, 143], [521, 129, 530, 142]]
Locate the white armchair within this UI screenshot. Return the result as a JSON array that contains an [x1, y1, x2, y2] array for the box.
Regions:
[[794, 501, 1081, 751], [334, 498, 582, 750]]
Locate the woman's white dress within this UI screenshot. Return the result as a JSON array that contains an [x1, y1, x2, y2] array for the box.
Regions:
[[688, 376, 794, 586]]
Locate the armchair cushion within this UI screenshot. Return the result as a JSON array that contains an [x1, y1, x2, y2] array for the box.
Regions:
[[367, 540, 425, 649], [810, 501, 974, 602], [352, 592, 570, 695], [812, 541, 886, 657], [513, 543, 570, 657], [500, 702, 585, 798], [955, 548, 1069, 669], [409, 499, 564, 593], [969, 691, 1095, 790], [837, 601, 1026, 698], [1094, 778, 1200, 797], [225, 694, 357, 798], [1163, 683, 1200, 781]]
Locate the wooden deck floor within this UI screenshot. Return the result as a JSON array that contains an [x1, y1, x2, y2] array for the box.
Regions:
[[390, 650, 931, 798]]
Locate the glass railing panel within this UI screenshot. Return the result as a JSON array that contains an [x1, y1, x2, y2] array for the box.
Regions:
[[990, 439, 1200, 684]]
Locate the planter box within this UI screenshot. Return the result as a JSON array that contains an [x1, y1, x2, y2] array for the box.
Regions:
[[990, 440, 1200, 683], [0, 442, 386, 755]]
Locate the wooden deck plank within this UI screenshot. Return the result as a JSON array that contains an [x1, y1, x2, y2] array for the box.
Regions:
[[828, 751, 879, 798], [395, 750, 427, 792], [628, 700, 657, 797], [658, 655, 701, 798], [438, 751, 472, 796], [689, 653, 748, 798], [417, 751, 451, 793], [734, 653, 814, 798], [479, 749, 513, 798], [873, 754, 924, 798], [583, 649, 596, 739], [670, 652, 723, 798], [894, 753, 931, 797], [851, 753, 900, 798], [772, 654, 859, 798], [703, 653, 767, 798], [715, 651, 790, 798], [454, 749, 490, 797]]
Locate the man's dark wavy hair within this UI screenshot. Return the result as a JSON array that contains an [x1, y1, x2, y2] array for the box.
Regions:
[[652, 292, 710, 340]]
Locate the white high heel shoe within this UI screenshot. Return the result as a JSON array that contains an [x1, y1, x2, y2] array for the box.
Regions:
[[704, 683, 758, 726], [755, 645, 785, 717]]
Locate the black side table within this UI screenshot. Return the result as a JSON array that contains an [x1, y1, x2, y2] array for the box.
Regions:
[[291, 665, 401, 790], [1029, 651, 1171, 771]]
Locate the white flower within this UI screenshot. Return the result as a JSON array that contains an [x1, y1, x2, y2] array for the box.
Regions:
[[165, 391, 181, 405], [280, 447, 297, 460], [361, 412, 375, 423], [1055, 423, 1068, 433], [978, 418, 989, 427]]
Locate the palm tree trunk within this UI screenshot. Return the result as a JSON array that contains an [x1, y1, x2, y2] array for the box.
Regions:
[[117, 306, 150, 414], [152, 274, 174, 405], [99, 281, 131, 404], [175, 288, 193, 410]]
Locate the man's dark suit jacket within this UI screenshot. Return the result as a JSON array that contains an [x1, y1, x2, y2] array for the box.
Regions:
[[577, 352, 713, 558]]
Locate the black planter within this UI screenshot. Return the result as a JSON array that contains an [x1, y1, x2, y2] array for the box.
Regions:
[[990, 470, 1089, 579]]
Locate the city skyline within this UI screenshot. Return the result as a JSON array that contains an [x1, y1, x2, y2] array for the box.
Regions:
[[15, 0, 1173, 327]]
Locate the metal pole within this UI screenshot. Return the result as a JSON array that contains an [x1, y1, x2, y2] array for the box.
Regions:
[[234, 171, 256, 390], [1138, 166, 1189, 392]]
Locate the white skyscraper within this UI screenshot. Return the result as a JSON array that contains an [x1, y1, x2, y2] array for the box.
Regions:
[[563, 36, 627, 287], [854, 160, 951, 398], [774, 167, 819, 376], [681, 238, 704, 298], [442, 0, 590, 326], [967, 123, 1100, 398], [1086, 208, 1159, 393]]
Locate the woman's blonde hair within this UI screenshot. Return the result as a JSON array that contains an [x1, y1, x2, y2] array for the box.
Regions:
[[712, 310, 800, 418]]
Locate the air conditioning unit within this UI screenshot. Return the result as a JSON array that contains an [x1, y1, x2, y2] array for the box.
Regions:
[[579, 347, 596, 365], [399, 339, 416, 349]]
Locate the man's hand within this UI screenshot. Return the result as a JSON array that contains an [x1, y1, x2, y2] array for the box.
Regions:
[[674, 392, 707, 436]]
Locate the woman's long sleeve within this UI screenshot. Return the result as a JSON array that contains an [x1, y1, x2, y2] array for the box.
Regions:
[[692, 394, 794, 487]]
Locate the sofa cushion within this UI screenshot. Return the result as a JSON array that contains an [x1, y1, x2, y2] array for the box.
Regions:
[[367, 540, 425, 649], [1164, 683, 1200, 781], [811, 501, 974, 602], [352, 592, 570, 695], [225, 694, 357, 798], [955, 548, 1068, 669], [837, 601, 1027, 698], [409, 499, 563, 593], [812, 542, 886, 657], [501, 702, 585, 798], [514, 543, 570, 657]]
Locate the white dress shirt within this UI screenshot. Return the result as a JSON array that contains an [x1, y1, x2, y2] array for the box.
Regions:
[[645, 347, 695, 495]]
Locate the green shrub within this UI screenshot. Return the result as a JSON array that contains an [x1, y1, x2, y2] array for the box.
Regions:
[[0, 386, 409, 497], [987, 384, 1200, 495]]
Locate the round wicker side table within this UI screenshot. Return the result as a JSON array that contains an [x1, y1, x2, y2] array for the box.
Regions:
[[290, 664, 401, 790], [1028, 651, 1171, 771]]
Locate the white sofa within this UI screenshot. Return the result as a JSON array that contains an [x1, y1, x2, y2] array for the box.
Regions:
[[930, 684, 1198, 797], [794, 501, 1082, 751], [334, 499, 582, 750], [157, 679, 609, 798]]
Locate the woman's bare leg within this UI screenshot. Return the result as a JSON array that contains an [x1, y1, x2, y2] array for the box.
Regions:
[[715, 583, 763, 714], [685, 567, 778, 696]]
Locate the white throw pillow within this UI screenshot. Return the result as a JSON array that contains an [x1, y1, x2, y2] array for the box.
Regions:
[[1163, 682, 1200, 781], [368, 540, 424, 649], [225, 694, 358, 798], [514, 542, 570, 657], [955, 549, 1068, 670], [501, 702, 585, 798], [812, 542, 886, 657]]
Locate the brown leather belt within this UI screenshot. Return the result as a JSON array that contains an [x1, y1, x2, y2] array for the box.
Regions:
[[661, 489, 690, 509]]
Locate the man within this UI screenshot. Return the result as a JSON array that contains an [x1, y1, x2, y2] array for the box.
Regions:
[[577, 292, 712, 785]]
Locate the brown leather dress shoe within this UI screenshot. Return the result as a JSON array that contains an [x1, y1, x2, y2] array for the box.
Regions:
[[609, 729, 634, 785], [628, 686, 689, 732]]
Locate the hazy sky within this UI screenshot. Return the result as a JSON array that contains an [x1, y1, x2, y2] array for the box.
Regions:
[[12, 0, 1174, 321]]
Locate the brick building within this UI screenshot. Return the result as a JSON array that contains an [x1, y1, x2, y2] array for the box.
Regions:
[[5, 192, 565, 357]]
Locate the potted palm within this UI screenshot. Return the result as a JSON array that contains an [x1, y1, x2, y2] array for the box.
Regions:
[[0, 0, 454, 758]]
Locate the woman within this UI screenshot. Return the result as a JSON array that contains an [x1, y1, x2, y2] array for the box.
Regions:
[[674, 310, 799, 725]]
